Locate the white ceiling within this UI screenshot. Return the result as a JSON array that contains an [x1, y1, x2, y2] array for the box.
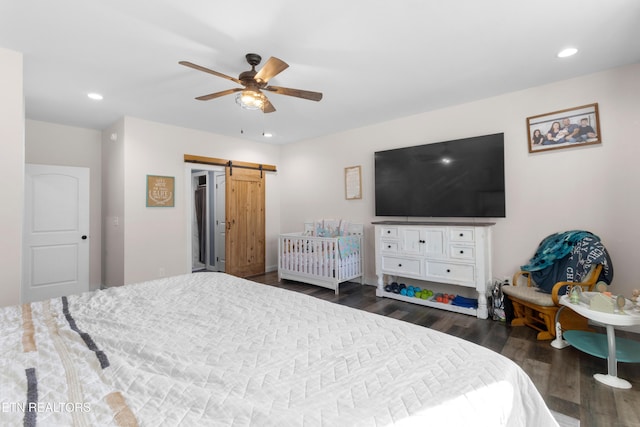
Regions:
[[1, 0, 639, 144]]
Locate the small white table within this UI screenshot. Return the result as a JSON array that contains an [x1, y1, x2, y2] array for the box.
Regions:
[[559, 294, 640, 389]]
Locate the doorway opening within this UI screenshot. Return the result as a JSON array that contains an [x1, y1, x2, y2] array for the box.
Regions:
[[188, 166, 226, 273], [184, 156, 272, 278]]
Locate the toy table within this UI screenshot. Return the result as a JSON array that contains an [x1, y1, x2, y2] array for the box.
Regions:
[[560, 294, 640, 389]]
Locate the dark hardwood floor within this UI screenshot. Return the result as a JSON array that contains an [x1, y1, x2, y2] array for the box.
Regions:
[[249, 272, 640, 427]]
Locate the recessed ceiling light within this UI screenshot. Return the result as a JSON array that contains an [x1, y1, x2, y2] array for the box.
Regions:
[[263, 132, 273, 138], [557, 48, 578, 58], [87, 92, 103, 100]]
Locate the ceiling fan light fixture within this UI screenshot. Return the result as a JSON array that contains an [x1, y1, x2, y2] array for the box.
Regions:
[[235, 90, 264, 110]]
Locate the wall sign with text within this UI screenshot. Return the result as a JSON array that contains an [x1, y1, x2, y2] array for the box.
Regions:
[[146, 175, 175, 207], [344, 165, 362, 200]]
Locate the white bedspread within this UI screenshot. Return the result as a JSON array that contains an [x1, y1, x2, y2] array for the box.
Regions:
[[0, 273, 558, 426]]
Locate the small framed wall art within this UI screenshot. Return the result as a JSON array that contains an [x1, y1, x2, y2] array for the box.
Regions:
[[344, 165, 362, 200], [146, 175, 175, 207], [526, 103, 601, 153]]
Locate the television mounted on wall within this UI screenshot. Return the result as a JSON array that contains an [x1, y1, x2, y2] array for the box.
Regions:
[[374, 133, 505, 218]]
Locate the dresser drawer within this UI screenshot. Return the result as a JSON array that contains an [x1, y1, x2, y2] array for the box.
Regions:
[[449, 228, 475, 243], [381, 240, 399, 253], [381, 227, 398, 238], [449, 244, 475, 261], [381, 256, 422, 277], [426, 261, 475, 286]]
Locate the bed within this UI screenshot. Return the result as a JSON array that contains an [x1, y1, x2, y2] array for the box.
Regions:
[[0, 272, 558, 426], [278, 220, 363, 294]]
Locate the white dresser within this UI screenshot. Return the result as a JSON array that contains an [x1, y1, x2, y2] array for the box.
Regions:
[[373, 221, 494, 319]]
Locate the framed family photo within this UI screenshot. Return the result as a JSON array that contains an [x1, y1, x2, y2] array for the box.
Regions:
[[526, 103, 601, 153]]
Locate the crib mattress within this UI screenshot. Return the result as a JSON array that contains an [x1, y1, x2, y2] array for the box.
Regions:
[[0, 273, 558, 426]]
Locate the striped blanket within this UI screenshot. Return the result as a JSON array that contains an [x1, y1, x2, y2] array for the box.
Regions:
[[0, 297, 136, 426]]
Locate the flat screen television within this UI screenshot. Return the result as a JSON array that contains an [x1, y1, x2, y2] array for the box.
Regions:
[[374, 133, 505, 218]]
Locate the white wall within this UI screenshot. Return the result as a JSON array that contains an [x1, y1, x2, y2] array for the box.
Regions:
[[0, 47, 24, 307], [110, 117, 281, 285], [102, 120, 125, 287], [25, 120, 103, 291], [7, 58, 638, 305], [279, 63, 640, 298]]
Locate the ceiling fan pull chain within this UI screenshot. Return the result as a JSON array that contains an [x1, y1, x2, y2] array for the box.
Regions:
[[239, 103, 245, 135]]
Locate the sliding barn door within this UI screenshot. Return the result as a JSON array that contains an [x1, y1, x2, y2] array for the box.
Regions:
[[225, 167, 265, 277]]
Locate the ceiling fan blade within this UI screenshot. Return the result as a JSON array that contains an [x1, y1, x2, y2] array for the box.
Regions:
[[262, 97, 276, 113], [254, 57, 289, 84], [263, 85, 323, 102], [196, 88, 243, 101], [179, 61, 243, 85]]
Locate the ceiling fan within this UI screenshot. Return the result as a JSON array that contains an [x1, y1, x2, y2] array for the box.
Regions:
[[179, 53, 323, 113]]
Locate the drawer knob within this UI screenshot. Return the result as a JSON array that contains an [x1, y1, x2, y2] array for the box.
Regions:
[[459, 233, 464, 237], [460, 250, 464, 254], [419, 239, 426, 243], [398, 264, 403, 267], [388, 245, 392, 249], [446, 269, 451, 273], [387, 230, 391, 234]]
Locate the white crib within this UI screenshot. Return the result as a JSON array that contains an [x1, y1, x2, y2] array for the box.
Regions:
[[278, 222, 364, 294]]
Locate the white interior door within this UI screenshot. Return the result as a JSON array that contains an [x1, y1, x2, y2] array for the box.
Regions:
[[23, 164, 90, 303], [214, 172, 226, 272]]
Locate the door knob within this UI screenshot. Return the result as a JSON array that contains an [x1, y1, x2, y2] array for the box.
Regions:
[[81, 235, 87, 240]]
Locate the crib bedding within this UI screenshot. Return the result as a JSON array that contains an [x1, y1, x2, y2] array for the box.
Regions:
[[280, 235, 361, 259], [0, 273, 558, 426]]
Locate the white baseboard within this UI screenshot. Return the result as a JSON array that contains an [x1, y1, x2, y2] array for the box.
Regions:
[[266, 264, 278, 273]]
